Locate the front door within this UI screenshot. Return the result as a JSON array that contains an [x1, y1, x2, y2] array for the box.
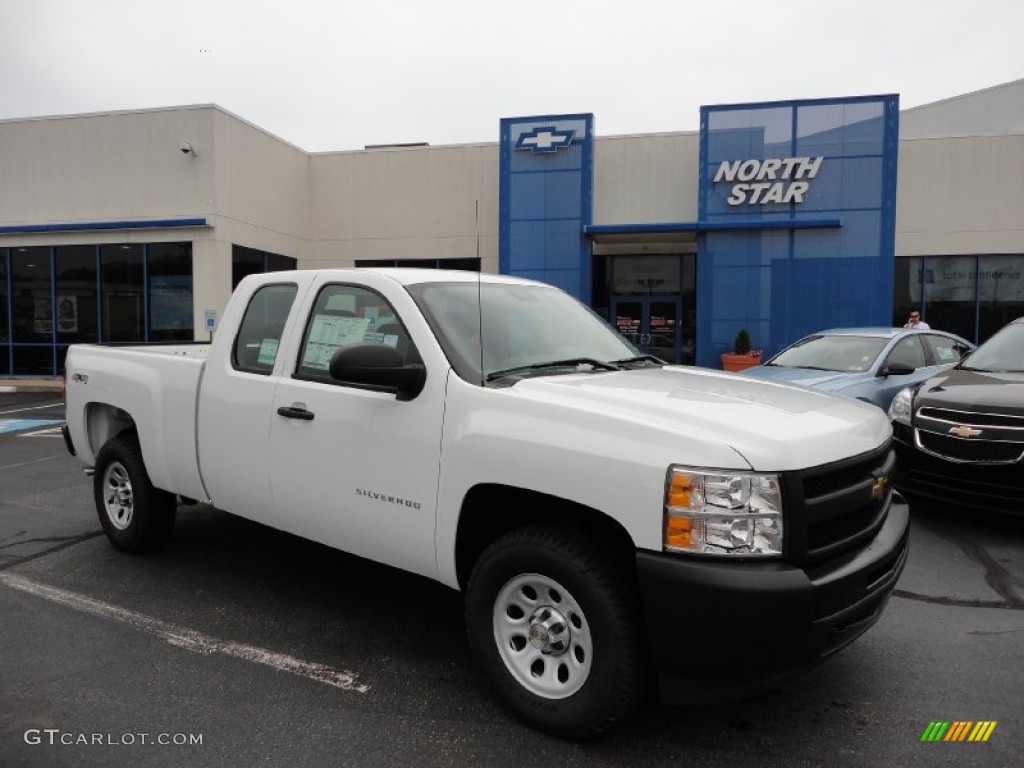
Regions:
[[612, 297, 682, 363]]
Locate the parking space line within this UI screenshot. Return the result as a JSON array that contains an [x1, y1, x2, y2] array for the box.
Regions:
[[0, 403, 64, 416], [0, 456, 58, 472], [20, 427, 64, 438], [0, 573, 370, 694]]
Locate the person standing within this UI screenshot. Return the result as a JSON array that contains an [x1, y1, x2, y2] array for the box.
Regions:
[[904, 310, 931, 330]]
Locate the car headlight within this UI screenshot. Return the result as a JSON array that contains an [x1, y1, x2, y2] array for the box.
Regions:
[[888, 387, 914, 426], [664, 467, 783, 556]]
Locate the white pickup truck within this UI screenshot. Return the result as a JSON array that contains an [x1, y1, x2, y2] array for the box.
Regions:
[[63, 268, 909, 737]]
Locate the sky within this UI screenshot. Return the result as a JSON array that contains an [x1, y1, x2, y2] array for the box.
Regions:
[[1, 0, 1022, 153]]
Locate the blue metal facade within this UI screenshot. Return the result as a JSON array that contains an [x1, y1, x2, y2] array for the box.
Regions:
[[499, 115, 594, 302], [697, 96, 900, 367]]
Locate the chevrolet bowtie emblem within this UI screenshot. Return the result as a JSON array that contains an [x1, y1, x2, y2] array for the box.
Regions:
[[870, 474, 889, 502], [949, 425, 982, 438]]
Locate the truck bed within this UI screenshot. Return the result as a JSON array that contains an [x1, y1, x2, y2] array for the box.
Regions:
[[64, 342, 211, 499]]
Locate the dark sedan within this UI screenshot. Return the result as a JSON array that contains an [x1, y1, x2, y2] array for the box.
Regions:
[[888, 316, 1024, 515]]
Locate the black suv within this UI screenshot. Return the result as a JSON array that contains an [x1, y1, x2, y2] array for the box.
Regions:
[[888, 316, 1024, 515]]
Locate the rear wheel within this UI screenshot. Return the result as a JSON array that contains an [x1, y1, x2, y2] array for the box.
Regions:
[[466, 524, 652, 738], [93, 433, 176, 551]]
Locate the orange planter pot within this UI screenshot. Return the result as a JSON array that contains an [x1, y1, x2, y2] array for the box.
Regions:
[[721, 353, 763, 372]]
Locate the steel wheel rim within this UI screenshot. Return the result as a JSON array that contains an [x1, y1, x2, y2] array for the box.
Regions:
[[102, 461, 134, 530], [492, 573, 592, 699]]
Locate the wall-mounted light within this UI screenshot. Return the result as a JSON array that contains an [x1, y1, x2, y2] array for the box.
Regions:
[[178, 141, 198, 157]]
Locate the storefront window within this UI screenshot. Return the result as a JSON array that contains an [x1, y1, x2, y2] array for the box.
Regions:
[[0, 250, 8, 345], [13, 345, 54, 375], [233, 245, 297, 288], [55, 245, 98, 345], [101, 244, 145, 342], [148, 243, 193, 341], [10, 247, 53, 345], [923, 256, 978, 340], [977, 255, 1024, 340], [893, 257, 923, 328]]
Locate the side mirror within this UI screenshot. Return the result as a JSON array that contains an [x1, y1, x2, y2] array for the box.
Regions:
[[329, 344, 426, 400], [880, 361, 916, 377]]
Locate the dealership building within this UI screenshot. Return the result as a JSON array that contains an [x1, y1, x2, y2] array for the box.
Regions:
[[1, 79, 1022, 376]]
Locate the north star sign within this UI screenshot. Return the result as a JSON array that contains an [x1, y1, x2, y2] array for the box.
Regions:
[[714, 156, 824, 205], [514, 126, 576, 153]]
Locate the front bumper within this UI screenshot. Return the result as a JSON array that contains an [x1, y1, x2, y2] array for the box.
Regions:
[[635, 497, 909, 703], [892, 425, 1023, 515]]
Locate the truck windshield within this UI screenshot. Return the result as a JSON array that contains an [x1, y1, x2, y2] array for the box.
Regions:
[[407, 281, 641, 384]]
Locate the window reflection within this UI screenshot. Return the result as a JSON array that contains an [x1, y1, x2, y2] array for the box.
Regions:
[[55, 245, 98, 345], [11, 247, 52, 345], [148, 243, 193, 341], [101, 244, 144, 342]]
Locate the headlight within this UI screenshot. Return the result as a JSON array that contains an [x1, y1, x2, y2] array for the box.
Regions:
[[888, 387, 914, 426], [664, 467, 783, 557]]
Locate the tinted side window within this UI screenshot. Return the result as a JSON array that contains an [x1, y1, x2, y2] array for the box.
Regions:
[[295, 284, 417, 381], [232, 283, 298, 374], [886, 335, 927, 369], [922, 334, 970, 364]]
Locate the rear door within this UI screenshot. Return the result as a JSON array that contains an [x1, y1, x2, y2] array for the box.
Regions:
[[198, 278, 306, 524], [267, 275, 447, 579]]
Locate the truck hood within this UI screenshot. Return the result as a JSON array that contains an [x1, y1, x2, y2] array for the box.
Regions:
[[510, 366, 890, 472]]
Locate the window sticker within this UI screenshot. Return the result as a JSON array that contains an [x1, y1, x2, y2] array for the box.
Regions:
[[257, 338, 280, 366], [302, 315, 371, 370]]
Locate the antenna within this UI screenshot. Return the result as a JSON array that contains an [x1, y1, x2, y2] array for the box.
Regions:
[[476, 199, 484, 386]]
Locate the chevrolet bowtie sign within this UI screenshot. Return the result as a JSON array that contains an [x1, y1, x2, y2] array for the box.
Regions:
[[714, 156, 825, 205], [514, 126, 576, 153]]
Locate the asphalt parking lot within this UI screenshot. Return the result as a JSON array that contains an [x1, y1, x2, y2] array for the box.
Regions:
[[1, 392, 1022, 768]]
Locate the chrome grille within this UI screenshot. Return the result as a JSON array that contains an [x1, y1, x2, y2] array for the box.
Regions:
[[918, 407, 1024, 430], [915, 430, 1024, 464]]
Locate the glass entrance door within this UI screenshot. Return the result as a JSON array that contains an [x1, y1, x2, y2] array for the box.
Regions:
[[612, 297, 682, 363]]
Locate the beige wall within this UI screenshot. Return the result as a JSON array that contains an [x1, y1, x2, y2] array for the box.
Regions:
[[896, 134, 1024, 257], [593, 132, 699, 224], [308, 143, 499, 273], [0, 107, 214, 226]]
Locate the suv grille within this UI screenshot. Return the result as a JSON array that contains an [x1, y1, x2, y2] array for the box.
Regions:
[[784, 442, 894, 566], [916, 430, 1024, 464], [918, 407, 1024, 429]]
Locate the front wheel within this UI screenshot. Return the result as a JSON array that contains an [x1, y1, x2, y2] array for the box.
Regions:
[[93, 433, 176, 552], [466, 524, 652, 738]]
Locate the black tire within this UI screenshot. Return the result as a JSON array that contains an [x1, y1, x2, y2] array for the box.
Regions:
[[93, 433, 176, 552], [465, 524, 652, 739]]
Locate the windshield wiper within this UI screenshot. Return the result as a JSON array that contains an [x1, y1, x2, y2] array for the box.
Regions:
[[486, 358, 619, 382], [958, 365, 993, 372], [607, 355, 666, 369]]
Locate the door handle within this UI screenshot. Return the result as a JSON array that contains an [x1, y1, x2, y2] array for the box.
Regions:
[[277, 406, 315, 421]]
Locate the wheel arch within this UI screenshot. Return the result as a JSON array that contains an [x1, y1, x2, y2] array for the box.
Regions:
[[85, 402, 137, 459], [454, 484, 637, 591]]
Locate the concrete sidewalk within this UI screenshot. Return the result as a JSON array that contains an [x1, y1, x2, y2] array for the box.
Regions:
[[0, 378, 64, 393]]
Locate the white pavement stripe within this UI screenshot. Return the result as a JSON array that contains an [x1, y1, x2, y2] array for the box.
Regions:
[[21, 427, 64, 437], [0, 573, 369, 694], [0, 456, 57, 471], [0, 403, 64, 416]]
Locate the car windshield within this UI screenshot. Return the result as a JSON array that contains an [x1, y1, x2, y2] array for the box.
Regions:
[[407, 281, 640, 384], [768, 335, 889, 373], [959, 321, 1024, 372]]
